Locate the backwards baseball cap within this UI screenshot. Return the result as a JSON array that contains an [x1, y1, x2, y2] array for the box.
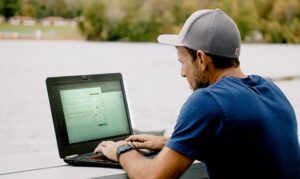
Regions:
[[157, 9, 241, 58]]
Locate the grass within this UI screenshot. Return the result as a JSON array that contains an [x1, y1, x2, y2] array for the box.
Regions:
[[0, 23, 83, 40]]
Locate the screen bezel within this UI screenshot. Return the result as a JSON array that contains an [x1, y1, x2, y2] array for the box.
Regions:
[[46, 73, 133, 158]]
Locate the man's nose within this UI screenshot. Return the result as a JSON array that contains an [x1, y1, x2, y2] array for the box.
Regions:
[[181, 69, 186, 77]]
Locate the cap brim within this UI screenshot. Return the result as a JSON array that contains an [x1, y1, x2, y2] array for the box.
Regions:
[[157, 34, 183, 46]]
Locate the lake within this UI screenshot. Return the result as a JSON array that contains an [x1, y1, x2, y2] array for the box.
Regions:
[[0, 40, 299, 156]]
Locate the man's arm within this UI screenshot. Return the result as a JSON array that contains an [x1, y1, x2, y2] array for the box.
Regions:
[[94, 140, 193, 179], [120, 146, 193, 179]]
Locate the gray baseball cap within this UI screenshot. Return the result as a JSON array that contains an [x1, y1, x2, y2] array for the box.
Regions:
[[157, 9, 241, 58]]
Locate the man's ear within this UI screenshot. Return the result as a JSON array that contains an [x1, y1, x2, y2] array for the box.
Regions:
[[196, 50, 208, 71]]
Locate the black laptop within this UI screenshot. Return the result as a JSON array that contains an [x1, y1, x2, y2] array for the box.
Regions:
[[46, 73, 135, 168]]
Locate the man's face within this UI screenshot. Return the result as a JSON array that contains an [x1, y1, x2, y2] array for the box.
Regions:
[[177, 47, 209, 91]]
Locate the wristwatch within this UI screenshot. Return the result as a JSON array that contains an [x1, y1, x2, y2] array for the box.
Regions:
[[116, 143, 134, 161]]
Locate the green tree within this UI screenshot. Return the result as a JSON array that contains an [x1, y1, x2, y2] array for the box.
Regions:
[[20, 0, 36, 17], [0, 0, 21, 18], [78, 0, 107, 40], [215, 0, 259, 41], [121, 0, 174, 41], [23, 0, 83, 19], [257, 0, 300, 43], [79, 0, 175, 41]]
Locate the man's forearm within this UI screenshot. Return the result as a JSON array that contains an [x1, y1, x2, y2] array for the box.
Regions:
[[119, 149, 155, 178], [118, 147, 191, 179]]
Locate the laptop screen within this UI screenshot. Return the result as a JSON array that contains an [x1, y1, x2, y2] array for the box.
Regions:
[[58, 80, 130, 144], [47, 73, 133, 157]]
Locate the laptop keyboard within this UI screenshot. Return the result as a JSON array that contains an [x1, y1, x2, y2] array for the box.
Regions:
[[72, 150, 157, 165], [76, 152, 118, 163]]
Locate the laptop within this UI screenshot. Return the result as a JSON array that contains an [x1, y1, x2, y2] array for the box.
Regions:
[[46, 73, 135, 168]]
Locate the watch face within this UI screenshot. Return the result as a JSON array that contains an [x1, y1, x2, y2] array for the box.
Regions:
[[119, 144, 133, 151], [117, 144, 133, 160]]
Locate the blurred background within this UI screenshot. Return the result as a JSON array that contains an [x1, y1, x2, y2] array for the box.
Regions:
[[0, 0, 299, 157], [0, 0, 300, 42]]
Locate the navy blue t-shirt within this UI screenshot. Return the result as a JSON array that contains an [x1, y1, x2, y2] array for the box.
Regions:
[[167, 75, 300, 179]]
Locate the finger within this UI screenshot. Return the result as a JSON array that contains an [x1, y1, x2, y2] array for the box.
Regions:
[[126, 135, 139, 142], [102, 141, 109, 146], [94, 145, 103, 153], [126, 135, 146, 142], [132, 141, 151, 149], [94, 142, 107, 153], [125, 135, 133, 142]]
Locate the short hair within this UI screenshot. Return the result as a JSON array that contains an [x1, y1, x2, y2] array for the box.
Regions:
[[185, 47, 240, 69]]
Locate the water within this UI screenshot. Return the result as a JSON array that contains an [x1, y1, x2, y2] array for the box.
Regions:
[[0, 40, 299, 156]]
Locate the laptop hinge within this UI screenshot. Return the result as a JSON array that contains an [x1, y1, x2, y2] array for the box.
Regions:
[[65, 154, 78, 159]]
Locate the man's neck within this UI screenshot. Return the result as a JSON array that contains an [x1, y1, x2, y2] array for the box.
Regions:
[[210, 67, 247, 84]]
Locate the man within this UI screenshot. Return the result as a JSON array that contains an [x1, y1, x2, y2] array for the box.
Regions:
[[94, 9, 300, 178]]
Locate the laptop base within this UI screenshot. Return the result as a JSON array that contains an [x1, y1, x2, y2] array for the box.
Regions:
[[65, 159, 122, 169]]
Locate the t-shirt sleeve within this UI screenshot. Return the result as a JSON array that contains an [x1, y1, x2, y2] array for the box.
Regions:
[[167, 90, 224, 161]]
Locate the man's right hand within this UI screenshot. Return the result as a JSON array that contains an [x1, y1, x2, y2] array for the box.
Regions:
[[126, 134, 168, 151]]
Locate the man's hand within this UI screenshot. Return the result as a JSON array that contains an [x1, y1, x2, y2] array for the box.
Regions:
[[126, 134, 168, 151], [94, 140, 128, 162]]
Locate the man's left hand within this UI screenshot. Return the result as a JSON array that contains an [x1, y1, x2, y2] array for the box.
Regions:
[[94, 140, 128, 162]]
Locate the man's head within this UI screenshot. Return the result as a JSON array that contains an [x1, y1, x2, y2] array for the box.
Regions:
[[177, 46, 240, 90], [157, 9, 241, 91]]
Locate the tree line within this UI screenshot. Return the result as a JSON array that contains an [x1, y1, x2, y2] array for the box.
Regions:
[[1, 0, 299, 43], [0, 0, 83, 19]]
